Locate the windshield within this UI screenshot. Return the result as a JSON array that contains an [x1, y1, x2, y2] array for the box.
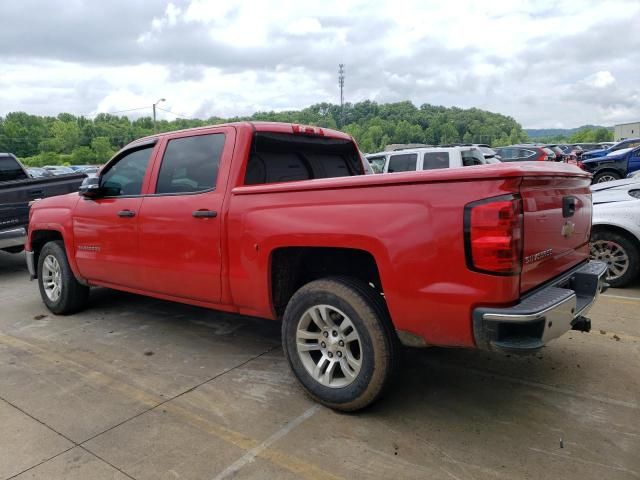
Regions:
[[478, 146, 496, 156]]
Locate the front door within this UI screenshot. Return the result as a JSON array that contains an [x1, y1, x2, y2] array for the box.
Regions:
[[628, 147, 640, 175], [137, 130, 233, 302], [73, 144, 155, 288]]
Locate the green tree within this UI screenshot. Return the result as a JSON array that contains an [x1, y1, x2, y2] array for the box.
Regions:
[[91, 137, 116, 164], [71, 146, 96, 165]]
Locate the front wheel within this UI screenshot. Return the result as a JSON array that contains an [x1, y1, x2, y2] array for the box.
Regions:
[[37, 241, 90, 314], [282, 277, 397, 411], [593, 171, 621, 183]]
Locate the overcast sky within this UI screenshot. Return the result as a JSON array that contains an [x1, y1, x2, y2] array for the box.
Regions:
[[1, 0, 638, 128]]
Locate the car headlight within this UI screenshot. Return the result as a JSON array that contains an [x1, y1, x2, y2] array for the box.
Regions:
[[629, 189, 640, 199]]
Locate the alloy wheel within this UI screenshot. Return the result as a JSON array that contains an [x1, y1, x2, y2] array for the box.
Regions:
[[590, 240, 629, 281], [42, 254, 62, 302], [295, 304, 362, 388]]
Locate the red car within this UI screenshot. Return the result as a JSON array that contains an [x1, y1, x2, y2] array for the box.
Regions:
[[26, 122, 607, 411]]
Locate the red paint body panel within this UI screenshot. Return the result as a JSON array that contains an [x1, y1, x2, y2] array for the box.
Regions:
[[27, 122, 593, 349]]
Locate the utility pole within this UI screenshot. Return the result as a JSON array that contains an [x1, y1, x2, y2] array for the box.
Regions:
[[153, 97, 166, 132], [338, 64, 345, 128]]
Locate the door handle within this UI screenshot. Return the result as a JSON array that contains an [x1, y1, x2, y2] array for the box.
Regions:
[[192, 209, 217, 218], [117, 210, 136, 218]]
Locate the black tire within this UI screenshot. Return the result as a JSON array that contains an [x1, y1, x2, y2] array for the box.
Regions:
[[590, 230, 640, 288], [37, 241, 90, 314], [282, 277, 397, 411], [593, 171, 621, 183]]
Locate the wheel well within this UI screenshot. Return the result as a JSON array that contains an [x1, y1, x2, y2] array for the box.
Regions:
[[31, 230, 64, 273], [592, 224, 640, 249], [270, 247, 383, 317]]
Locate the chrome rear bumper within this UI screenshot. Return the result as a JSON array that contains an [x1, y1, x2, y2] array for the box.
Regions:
[[473, 261, 608, 353]]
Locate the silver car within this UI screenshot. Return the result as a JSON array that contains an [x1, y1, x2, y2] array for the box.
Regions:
[[590, 179, 640, 287]]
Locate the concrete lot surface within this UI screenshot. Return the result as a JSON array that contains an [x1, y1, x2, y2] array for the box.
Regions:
[[1, 251, 638, 479]]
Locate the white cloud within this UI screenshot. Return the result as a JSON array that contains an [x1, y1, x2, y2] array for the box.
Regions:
[[584, 71, 616, 88], [286, 17, 322, 36], [1, 0, 639, 127]]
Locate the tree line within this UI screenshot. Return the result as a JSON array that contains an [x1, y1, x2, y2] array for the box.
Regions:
[[0, 100, 608, 166], [529, 127, 613, 145]]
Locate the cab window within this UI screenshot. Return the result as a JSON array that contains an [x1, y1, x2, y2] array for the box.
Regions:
[[422, 152, 449, 170], [101, 146, 154, 196], [387, 153, 417, 173], [156, 134, 224, 194], [0, 156, 29, 182]]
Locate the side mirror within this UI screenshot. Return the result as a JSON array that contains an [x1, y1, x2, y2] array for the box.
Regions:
[[78, 176, 102, 198]]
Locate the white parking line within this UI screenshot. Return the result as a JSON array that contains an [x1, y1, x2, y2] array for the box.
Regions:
[[212, 404, 322, 480], [602, 293, 640, 301]]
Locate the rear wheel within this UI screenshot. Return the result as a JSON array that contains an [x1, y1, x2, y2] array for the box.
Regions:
[[593, 171, 621, 183], [37, 241, 90, 314], [282, 277, 397, 411], [590, 231, 640, 287]]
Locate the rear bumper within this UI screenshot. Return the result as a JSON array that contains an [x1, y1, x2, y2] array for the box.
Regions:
[[473, 261, 608, 353], [0, 227, 26, 250]]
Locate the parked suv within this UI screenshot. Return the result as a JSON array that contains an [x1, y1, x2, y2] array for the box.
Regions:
[[366, 146, 498, 173], [581, 146, 640, 183], [582, 138, 640, 160]]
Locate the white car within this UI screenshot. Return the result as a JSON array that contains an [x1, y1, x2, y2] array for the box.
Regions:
[[366, 146, 499, 174], [590, 179, 640, 287]]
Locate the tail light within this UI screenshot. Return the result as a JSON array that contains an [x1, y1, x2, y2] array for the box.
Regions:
[[538, 151, 548, 161], [464, 195, 523, 275], [577, 161, 585, 170]]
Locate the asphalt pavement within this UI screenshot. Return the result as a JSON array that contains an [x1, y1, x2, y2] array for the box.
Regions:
[[1, 251, 638, 480]]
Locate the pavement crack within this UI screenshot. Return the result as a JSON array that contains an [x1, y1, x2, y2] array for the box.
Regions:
[[0, 394, 76, 445], [78, 344, 280, 446], [78, 446, 139, 480]]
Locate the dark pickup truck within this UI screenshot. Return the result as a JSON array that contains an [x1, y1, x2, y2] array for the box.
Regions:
[[1, 153, 86, 253]]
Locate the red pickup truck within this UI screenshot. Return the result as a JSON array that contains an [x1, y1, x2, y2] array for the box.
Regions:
[[26, 122, 607, 411]]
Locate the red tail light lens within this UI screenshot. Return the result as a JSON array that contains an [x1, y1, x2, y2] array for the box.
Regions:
[[292, 124, 325, 136], [538, 151, 548, 161], [464, 195, 523, 275]]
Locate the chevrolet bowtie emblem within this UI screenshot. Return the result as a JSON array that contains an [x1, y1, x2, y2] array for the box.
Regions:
[[561, 221, 575, 238]]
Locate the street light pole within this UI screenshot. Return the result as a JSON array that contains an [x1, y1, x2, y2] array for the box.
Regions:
[[153, 98, 166, 132]]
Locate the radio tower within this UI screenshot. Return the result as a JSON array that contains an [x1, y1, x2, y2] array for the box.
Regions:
[[338, 64, 345, 127]]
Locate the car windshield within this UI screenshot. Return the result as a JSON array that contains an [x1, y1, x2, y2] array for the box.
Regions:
[[478, 146, 496, 156]]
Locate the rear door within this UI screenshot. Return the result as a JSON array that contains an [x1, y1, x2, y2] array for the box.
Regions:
[[136, 127, 234, 302], [519, 174, 592, 292]]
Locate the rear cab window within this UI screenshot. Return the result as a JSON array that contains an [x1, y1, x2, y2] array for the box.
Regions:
[[244, 132, 363, 185], [0, 155, 29, 182]]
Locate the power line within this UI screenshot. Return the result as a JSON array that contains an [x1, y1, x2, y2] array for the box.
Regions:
[[81, 106, 151, 118], [155, 106, 190, 120]]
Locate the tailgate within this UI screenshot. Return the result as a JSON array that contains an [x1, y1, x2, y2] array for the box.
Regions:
[[520, 175, 592, 293]]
